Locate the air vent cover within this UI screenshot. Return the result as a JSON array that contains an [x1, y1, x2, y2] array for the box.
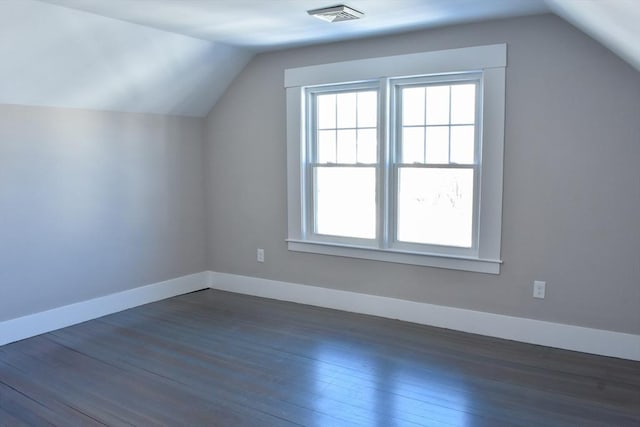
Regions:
[[307, 5, 364, 22]]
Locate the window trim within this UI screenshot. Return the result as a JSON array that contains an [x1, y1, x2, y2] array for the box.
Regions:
[[285, 44, 506, 274]]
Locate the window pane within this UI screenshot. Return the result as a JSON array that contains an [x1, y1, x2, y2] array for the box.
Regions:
[[337, 92, 356, 128], [317, 94, 336, 129], [425, 126, 449, 164], [451, 84, 476, 124], [402, 87, 425, 126], [317, 130, 336, 163], [337, 130, 357, 163], [357, 91, 377, 128], [450, 126, 475, 164], [426, 85, 450, 125], [402, 127, 424, 163], [315, 167, 376, 239], [397, 168, 474, 247], [357, 129, 377, 163]]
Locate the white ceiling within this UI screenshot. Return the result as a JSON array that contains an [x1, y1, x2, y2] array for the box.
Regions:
[[0, 0, 251, 116], [1, 0, 637, 117], [546, 0, 640, 72], [39, 0, 551, 51]]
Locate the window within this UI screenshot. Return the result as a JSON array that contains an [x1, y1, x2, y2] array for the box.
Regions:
[[286, 45, 506, 274], [311, 86, 378, 241], [393, 75, 480, 254]]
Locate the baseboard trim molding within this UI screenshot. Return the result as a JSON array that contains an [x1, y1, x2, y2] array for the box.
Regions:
[[208, 271, 640, 361], [0, 271, 209, 346]]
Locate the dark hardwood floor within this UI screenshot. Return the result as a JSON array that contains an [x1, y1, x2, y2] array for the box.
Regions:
[[1, 289, 638, 426]]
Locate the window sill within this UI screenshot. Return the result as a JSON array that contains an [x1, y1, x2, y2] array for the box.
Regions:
[[286, 239, 501, 274]]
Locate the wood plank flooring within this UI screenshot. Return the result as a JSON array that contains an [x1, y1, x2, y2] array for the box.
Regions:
[[1, 289, 639, 426]]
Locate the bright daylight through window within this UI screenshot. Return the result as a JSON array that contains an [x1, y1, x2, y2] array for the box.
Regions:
[[286, 45, 506, 273], [313, 89, 378, 239], [395, 78, 478, 249]]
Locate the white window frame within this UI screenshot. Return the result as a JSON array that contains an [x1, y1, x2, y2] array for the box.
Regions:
[[285, 44, 506, 274], [389, 73, 483, 257], [305, 81, 381, 246]]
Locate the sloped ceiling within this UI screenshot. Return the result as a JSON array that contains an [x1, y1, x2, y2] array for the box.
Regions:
[[38, 0, 550, 50], [546, 0, 640, 71], [2, 0, 551, 117], [0, 0, 252, 117], [1, 0, 636, 118]]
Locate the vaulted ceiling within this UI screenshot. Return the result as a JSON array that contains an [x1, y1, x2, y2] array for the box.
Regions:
[[546, 0, 640, 71], [0, 0, 637, 117], [38, 0, 551, 50], [0, 0, 252, 117]]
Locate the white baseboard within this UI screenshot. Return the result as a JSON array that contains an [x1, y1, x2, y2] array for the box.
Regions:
[[4, 270, 638, 361], [0, 271, 209, 346], [208, 271, 640, 361]]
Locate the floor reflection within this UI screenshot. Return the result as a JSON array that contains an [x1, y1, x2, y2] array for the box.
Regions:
[[314, 345, 378, 425], [314, 344, 469, 426], [392, 370, 469, 426]]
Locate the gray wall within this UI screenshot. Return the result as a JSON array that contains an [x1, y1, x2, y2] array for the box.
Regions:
[[0, 105, 207, 321], [204, 14, 640, 334]]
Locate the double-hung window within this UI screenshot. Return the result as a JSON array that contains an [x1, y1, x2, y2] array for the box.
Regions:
[[309, 84, 379, 242], [392, 75, 480, 255], [286, 44, 506, 274]]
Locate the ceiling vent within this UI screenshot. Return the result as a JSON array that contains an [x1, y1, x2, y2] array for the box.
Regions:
[[307, 5, 364, 22]]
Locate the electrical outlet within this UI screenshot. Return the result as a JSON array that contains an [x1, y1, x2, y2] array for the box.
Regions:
[[257, 248, 265, 263], [533, 280, 546, 299]]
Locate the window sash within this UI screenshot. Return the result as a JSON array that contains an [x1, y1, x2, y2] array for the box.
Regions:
[[390, 163, 480, 257], [307, 164, 379, 245], [306, 82, 381, 164]]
